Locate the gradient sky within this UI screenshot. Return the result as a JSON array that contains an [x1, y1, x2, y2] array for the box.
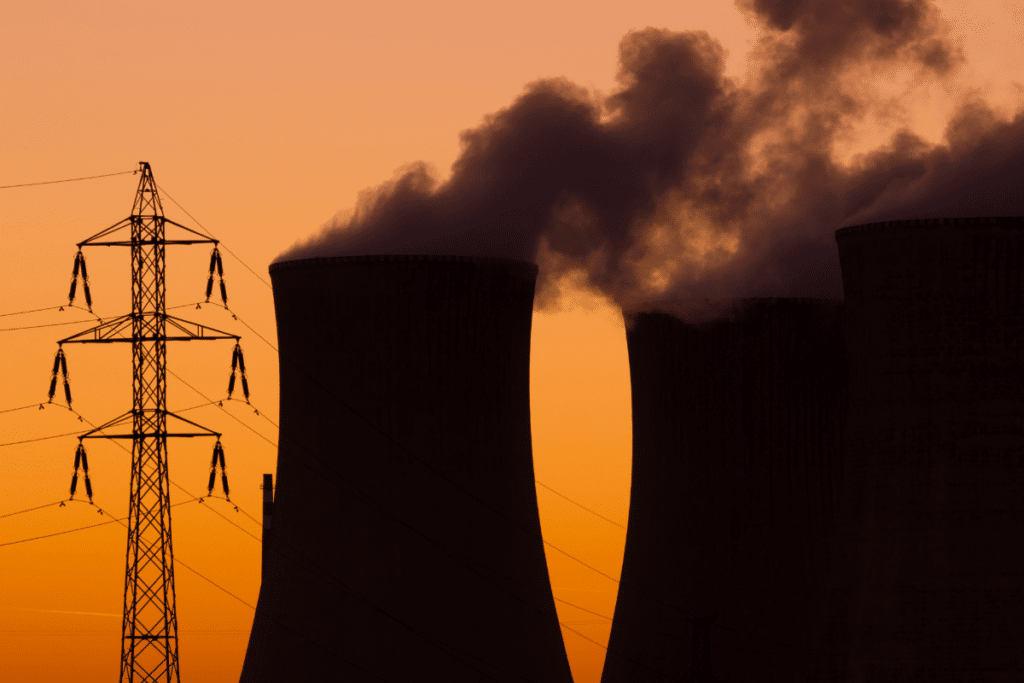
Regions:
[[1, 1, 1021, 682]]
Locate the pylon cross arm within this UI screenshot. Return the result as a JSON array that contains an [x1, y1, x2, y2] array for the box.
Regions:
[[59, 314, 133, 344], [77, 216, 215, 248]]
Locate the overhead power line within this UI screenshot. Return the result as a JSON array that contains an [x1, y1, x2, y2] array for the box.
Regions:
[[0, 517, 119, 548], [0, 428, 89, 448], [0, 500, 65, 520], [535, 480, 627, 530], [0, 403, 46, 416], [0, 499, 197, 548], [0, 302, 203, 334], [156, 183, 273, 290], [0, 319, 98, 333], [0, 305, 64, 319], [0, 170, 135, 190]]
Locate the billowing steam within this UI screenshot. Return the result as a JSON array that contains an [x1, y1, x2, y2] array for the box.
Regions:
[[278, 0, 1023, 319]]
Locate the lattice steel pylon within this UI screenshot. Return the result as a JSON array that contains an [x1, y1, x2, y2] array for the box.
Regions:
[[51, 162, 244, 683]]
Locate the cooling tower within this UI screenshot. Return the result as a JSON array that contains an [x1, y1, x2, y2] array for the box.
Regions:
[[239, 255, 574, 683], [600, 298, 847, 683], [810, 216, 1024, 682]]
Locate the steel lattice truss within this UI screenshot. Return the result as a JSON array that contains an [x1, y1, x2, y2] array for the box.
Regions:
[[55, 162, 242, 683], [123, 167, 177, 682]]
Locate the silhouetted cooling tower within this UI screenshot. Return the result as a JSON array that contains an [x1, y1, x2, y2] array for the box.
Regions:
[[239, 255, 574, 683], [601, 298, 847, 683], [810, 216, 1024, 682]]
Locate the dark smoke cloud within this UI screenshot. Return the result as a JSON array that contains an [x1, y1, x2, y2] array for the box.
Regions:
[[845, 101, 1024, 224], [280, 0, 1023, 320]]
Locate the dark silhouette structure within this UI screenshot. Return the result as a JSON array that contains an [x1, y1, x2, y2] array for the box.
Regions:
[[239, 255, 574, 683], [53, 162, 239, 683], [601, 298, 847, 683], [809, 216, 1024, 682]]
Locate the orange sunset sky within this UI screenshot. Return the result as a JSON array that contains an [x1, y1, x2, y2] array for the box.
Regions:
[[1, 1, 1022, 682]]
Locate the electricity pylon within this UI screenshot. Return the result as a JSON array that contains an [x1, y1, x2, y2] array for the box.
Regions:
[[51, 162, 245, 683]]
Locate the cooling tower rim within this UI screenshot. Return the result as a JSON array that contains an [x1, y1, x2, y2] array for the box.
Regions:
[[836, 215, 1024, 240], [625, 295, 842, 311], [269, 254, 539, 277], [623, 296, 843, 326]]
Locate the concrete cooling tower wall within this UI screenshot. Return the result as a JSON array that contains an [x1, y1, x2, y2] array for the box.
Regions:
[[601, 299, 847, 683], [810, 216, 1024, 682], [239, 255, 573, 683]]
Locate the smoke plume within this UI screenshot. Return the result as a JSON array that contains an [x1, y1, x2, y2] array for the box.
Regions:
[[279, 0, 1024, 319]]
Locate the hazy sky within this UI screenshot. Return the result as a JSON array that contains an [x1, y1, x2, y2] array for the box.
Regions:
[[1, 2, 1021, 682]]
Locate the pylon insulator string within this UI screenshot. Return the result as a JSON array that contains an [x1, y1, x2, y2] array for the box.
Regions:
[[217, 250, 228, 305], [80, 252, 92, 310], [203, 246, 228, 305], [47, 349, 62, 402], [62, 367, 72, 407], [45, 347, 72, 406], [207, 441, 222, 496], [69, 442, 92, 503], [226, 343, 249, 401], [205, 247, 218, 302], [205, 440, 230, 499], [67, 250, 93, 311]]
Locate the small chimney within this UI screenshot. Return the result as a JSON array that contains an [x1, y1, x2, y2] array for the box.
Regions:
[[262, 473, 273, 533]]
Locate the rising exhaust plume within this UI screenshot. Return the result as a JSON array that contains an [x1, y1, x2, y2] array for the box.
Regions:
[[279, 0, 1022, 319]]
